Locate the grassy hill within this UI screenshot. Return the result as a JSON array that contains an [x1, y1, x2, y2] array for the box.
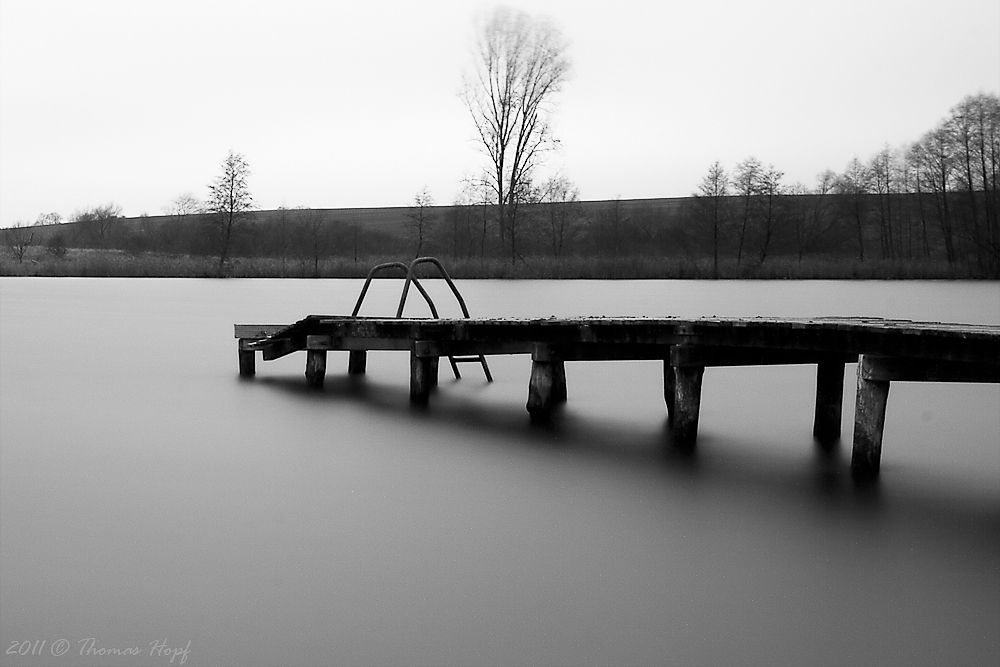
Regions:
[[1, 194, 994, 279]]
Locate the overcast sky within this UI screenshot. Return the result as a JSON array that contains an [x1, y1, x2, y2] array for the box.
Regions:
[[1, 0, 997, 225]]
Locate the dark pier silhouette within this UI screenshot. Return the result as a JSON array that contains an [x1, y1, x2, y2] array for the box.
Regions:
[[236, 314, 999, 479]]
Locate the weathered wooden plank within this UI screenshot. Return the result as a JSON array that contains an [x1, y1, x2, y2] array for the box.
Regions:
[[306, 335, 334, 349], [336, 338, 413, 352], [860, 357, 1000, 383], [411, 339, 536, 357], [234, 324, 286, 339], [261, 336, 305, 361], [289, 316, 999, 364], [671, 345, 856, 368]]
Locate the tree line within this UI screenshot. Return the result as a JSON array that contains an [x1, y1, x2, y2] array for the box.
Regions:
[[692, 93, 999, 277]]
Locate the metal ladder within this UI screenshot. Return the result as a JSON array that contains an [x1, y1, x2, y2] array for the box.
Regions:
[[351, 257, 493, 382]]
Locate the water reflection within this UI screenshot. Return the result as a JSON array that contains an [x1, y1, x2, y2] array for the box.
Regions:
[[253, 364, 991, 539]]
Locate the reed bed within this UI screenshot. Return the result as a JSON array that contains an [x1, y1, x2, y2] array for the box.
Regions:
[[0, 247, 984, 280]]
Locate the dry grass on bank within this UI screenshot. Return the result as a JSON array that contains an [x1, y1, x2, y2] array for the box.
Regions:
[[0, 247, 983, 280]]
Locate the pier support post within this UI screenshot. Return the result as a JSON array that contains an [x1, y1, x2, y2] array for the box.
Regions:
[[663, 360, 675, 422], [813, 359, 845, 443], [409, 347, 438, 405], [348, 350, 367, 375], [238, 344, 255, 377], [852, 356, 889, 478], [429, 356, 440, 389], [305, 350, 327, 388], [671, 365, 704, 450], [526, 345, 567, 420]]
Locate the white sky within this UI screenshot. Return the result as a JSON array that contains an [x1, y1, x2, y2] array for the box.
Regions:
[[1, 0, 997, 225]]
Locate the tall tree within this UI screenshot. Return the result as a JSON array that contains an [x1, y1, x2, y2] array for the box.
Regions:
[[808, 170, 839, 257], [732, 157, 762, 264], [206, 151, 253, 271], [406, 187, 436, 257], [694, 161, 729, 278], [461, 6, 570, 265], [868, 145, 896, 259], [948, 93, 1000, 271], [300, 210, 332, 277], [539, 175, 580, 256], [755, 165, 784, 263], [911, 128, 956, 263], [835, 157, 871, 261]]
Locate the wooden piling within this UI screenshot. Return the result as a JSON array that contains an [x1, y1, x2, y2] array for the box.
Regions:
[[851, 356, 890, 478], [526, 345, 567, 418], [813, 360, 845, 443], [238, 345, 255, 377], [409, 348, 437, 404], [305, 350, 327, 388], [663, 361, 676, 422], [429, 356, 440, 389], [348, 350, 367, 375], [671, 366, 704, 450]]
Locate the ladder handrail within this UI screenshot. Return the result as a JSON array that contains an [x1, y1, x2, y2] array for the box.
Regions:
[[350, 257, 492, 382], [395, 257, 471, 319], [352, 261, 439, 318]]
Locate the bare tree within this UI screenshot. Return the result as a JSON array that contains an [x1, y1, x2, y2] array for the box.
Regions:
[[299, 210, 332, 277], [948, 93, 1000, 271], [539, 175, 580, 256], [868, 145, 898, 259], [461, 173, 497, 265], [162, 192, 202, 217], [206, 151, 253, 271], [275, 207, 292, 276], [592, 196, 630, 262], [446, 186, 479, 259], [910, 130, 956, 262], [343, 223, 362, 265], [406, 187, 436, 257], [797, 170, 838, 261], [461, 6, 571, 265], [732, 157, 763, 265], [3, 222, 35, 263], [835, 157, 872, 261], [34, 212, 62, 226], [755, 165, 784, 263], [71, 203, 122, 247], [694, 161, 729, 278]]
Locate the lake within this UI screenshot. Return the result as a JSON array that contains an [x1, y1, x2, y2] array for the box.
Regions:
[[1, 277, 998, 667]]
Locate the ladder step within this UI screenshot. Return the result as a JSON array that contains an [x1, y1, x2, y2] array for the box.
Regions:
[[452, 356, 484, 363]]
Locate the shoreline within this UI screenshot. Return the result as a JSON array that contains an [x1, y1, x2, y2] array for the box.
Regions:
[[0, 249, 989, 281]]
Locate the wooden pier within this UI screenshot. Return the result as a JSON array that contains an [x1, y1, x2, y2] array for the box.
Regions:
[[235, 315, 1000, 479]]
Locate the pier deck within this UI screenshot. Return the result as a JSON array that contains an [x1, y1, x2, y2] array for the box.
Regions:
[[235, 315, 1000, 479]]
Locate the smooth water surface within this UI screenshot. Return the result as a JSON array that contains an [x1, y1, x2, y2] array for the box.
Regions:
[[1, 278, 998, 666]]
